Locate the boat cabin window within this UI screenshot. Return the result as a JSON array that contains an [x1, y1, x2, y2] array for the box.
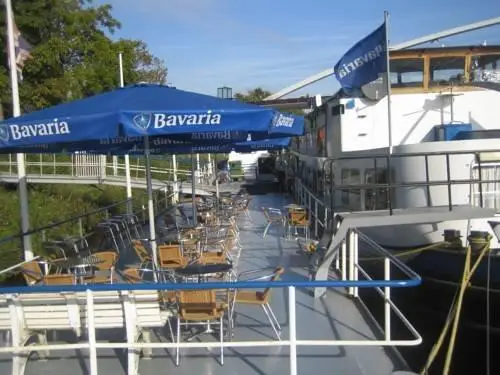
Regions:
[[341, 168, 360, 207], [471, 165, 500, 212], [471, 54, 500, 83], [429, 56, 465, 86], [390, 58, 424, 88], [365, 168, 391, 210]]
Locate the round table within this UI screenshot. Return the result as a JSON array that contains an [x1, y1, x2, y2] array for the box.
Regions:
[[52, 255, 103, 283]]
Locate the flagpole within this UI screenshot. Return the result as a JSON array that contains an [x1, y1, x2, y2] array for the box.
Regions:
[[384, 11, 393, 155], [119, 52, 133, 214], [384, 10, 394, 215], [5, 0, 33, 260]]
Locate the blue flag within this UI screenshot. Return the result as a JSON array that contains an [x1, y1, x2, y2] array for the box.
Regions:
[[334, 23, 387, 90]]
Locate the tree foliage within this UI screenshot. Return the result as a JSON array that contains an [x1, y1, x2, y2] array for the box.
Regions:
[[0, 0, 168, 117], [235, 87, 305, 115], [234, 87, 272, 103]]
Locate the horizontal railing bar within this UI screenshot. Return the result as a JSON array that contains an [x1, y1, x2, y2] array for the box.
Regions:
[[0, 337, 422, 354], [0, 278, 421, 294], [317, 148, 493, 163], [327, 178, 500, 191]]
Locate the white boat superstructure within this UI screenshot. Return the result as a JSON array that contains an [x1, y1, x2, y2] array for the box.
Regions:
[[288, 45, 500, 249]]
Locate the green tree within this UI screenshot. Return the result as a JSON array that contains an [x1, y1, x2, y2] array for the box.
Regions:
[[235, 87, 305, 115], [234, 87, 271, 102], [0, 0, 167, 116]]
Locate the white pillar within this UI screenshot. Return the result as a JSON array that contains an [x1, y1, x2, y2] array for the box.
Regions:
[[172, 155, 178, 203], [6, 0, 33, 260], [119, 52, 133, 214]]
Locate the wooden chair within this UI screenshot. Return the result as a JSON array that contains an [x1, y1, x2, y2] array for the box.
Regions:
[[287, 208, 310, 240], [84, 251, 118, 284], [132, 239, 153, 268], [158, 244, 188, 269], [230, 267, 284, 340], [20, 260, 74, 286], [176, 290, 225, 366]]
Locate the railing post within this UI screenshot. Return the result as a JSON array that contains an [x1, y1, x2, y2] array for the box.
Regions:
[[348, 230, 355, 296], [86, 289, 98, 375], [288, 286, 297, 375], [353, 231, 359, 298], [341, 239, 347, 281], [445, 153, 452, 211], [384, 257, 391, 341], [314, 200, 319, 237]]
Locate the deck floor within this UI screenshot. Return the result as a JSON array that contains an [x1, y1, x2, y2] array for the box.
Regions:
[[0, 191, 407, 375]]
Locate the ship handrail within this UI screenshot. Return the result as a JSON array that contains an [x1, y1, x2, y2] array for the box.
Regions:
[[307, 148, 500, 214], [0, 278, 422, 375]]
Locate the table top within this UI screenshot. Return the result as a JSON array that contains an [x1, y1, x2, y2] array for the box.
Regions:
[[175, 263, 232, 276], [51, 255, 103, 268]]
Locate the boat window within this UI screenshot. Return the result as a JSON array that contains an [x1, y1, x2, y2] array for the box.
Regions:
[[365, 168, 390, 210], [429, 56, 465, 86], [470, 54, 500, 83], [389, 58, 424, 88], [471, 165, 500, 212], [341, 168, 360, 207]]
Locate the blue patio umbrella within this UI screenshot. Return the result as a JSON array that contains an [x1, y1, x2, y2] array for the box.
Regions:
[[0, 83, 304, 268], [0, 83, 303, 150]]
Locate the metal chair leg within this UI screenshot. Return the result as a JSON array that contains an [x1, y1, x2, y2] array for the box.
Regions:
[[261, 304, 281, 340], [176, 318, 181, 366], [220, 316, 224, 365], [262, 223, 271, 238], [265, 302, 282, 331]]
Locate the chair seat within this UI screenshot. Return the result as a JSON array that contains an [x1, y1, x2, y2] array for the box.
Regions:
[[181, 309, 224, 321], [84, 274, 118, 284], [233, 291, 266, 304]]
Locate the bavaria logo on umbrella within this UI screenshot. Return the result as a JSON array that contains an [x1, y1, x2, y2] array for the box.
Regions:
[[132, 113, 152, 130], [0, 126, 9, 142]]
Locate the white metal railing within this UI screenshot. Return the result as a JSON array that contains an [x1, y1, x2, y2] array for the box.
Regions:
[[294, 177, 328, 237], [0, 154, 212, 182], [0, 280, 421, 375]]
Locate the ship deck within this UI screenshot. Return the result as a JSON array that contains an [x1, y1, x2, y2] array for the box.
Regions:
[[0, 190, 410, 375]]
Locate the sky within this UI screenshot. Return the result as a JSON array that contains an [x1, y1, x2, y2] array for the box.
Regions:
[[94, 0, 500, 98]]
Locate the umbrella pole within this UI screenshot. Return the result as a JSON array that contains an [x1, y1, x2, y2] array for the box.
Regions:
[[144, 135, 159, 278], [191, 152, 197, 225]]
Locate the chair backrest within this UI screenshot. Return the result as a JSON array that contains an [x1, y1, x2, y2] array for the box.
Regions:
[[178, 290, 217, 317], [0, 297, 11, 331], [121, 268, 142, 283], [78, 291, 125, 329], [17, 293, 81, 332], [288, 208, 308, 225], [20, 260, 43, 286], [132, 240, 152, 263], [262, 267, 285, 303], [93, 251, 118, 271], [158, 245, 185, 267]]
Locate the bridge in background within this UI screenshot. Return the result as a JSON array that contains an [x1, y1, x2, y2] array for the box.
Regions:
[[0, 154, 244, 196]]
